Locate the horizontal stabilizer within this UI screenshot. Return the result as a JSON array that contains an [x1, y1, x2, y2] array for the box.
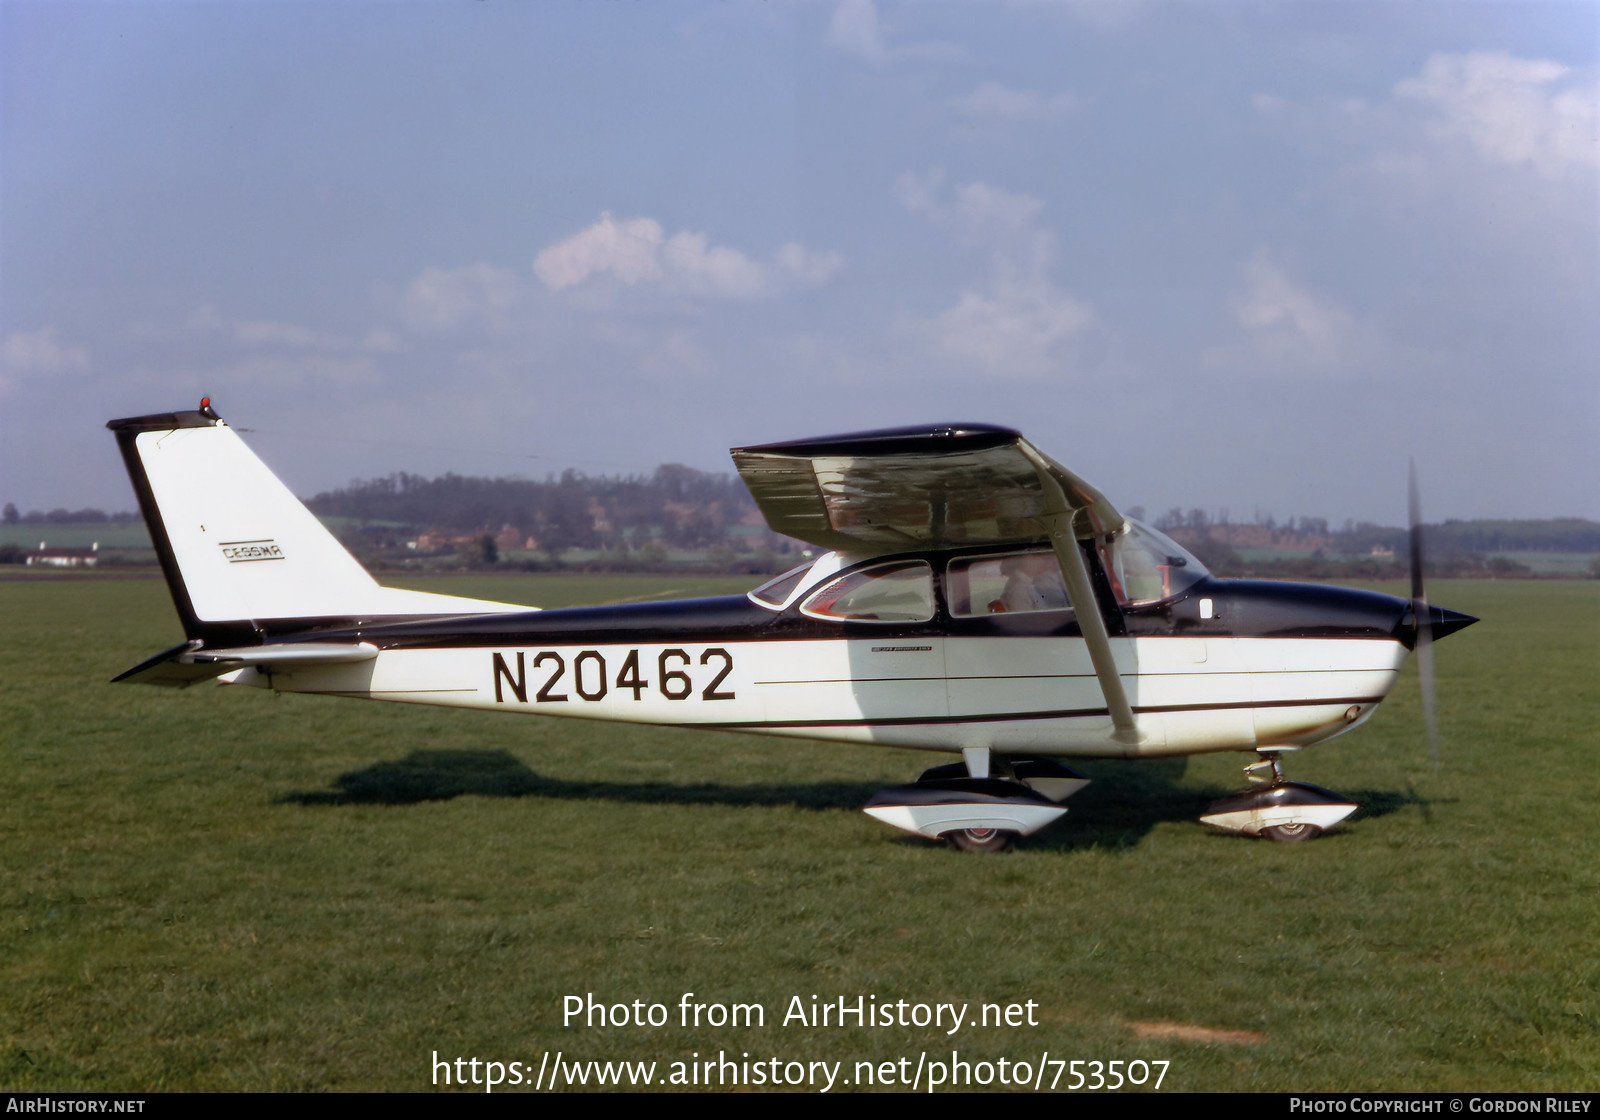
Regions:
[[189, 642, 379, 666], [112, 641, 214, 688], [114, 641, 378, 687]]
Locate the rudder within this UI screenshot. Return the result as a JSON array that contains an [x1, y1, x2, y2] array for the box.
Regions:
[[108, 400, 524, 643]]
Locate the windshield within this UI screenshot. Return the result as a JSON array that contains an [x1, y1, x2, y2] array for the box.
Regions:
[[1101, 520, 1209, 605]]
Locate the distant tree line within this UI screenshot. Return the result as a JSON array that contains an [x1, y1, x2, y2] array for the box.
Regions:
[[1152, 506, 1600, 554], [6, 485, 1596, 578], [1318, 518, 1600, 557], [305, 466, 769, 555], [1146, 507, 1600, 581], [1182, 546, 1559, 581], [1427, 519, 1600, 553], [2, 503, 140, 525]]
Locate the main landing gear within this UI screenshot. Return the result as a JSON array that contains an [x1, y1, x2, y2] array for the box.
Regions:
[[862, 747, 1091, 852], [1198, 749, 1358, 842]]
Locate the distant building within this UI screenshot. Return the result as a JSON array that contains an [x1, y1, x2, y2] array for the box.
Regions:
[[494, 526, 526, 553], [411, 528, 537, 554], [27, 542, 99, 568]]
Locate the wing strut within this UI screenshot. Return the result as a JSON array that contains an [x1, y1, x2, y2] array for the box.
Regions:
[[1018, 444, 1143, 747]]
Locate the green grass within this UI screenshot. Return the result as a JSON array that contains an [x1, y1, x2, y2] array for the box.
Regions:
[[1, 575, 1596, 1091]]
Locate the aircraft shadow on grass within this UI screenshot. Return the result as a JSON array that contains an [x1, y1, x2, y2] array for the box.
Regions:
[[279, 749, 1430, 849], [278, 748, 884, 813]]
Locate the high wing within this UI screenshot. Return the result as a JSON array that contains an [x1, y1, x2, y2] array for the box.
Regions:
[[730, 423, 1125, 555], [732, 423, 1140, 743]]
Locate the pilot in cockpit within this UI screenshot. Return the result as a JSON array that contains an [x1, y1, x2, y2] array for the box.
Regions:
[[996, 551, 1070, 613]]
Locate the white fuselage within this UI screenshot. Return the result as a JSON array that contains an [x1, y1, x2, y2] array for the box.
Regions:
[[226, 633, 1405, 760]]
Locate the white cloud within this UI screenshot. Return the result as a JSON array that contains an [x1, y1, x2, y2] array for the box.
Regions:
[[901, 175, 1055, 279], [1396, 52, 1598, 179], [533, 214, 664, 291], [401, 262, 520, 331], [774, 242, 846, 287], [1, 327, 90, 393], [1246, 50, 1598, 296], [824, 0, 957, 65], [898, 174, 1095, 377], [1253, 51, 1598, 186], [362, 327, 401, 353], [826, 0, 889, 64], [951, 182, 1047, 247], [217, 352, 380, 388], [235, 319, 319, 347], [534, 212, 842, 302], [1250, 92, 1288, 116], [662, 231, 769, 299], [1206, 249, 1363, 374], [932, 284, 1093, 375], [894, 168, 946, 220], [1233, 251, 1352, 350], [638, 327, 714, 379], [1048, 0, 1148, 32], [897, 172, 1046, 245], [951, 82, 1082, 124], [2, 326, 90, 376]]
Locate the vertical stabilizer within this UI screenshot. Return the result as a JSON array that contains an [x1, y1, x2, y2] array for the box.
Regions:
[[108, 402, 527, 641]]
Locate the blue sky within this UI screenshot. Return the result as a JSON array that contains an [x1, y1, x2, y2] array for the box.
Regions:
[[3, 1, 1596, 526]]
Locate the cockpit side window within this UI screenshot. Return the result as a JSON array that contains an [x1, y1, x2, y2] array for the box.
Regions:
[[800, 560, 936, 623], [946, 548, 1072, 617]]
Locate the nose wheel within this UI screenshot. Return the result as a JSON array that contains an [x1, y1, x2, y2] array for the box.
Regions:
[[1199, 750, 1358, 841]]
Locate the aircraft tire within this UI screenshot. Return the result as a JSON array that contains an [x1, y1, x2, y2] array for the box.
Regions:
[[1261, 822, 1323, 843], [944, 828, 1017, 853]]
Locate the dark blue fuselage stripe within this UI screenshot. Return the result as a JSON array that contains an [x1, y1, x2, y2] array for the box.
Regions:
[[691, 695, 1382, 731]]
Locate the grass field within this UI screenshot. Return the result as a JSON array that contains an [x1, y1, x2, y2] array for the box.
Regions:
[[2, 573, 1596, 1092]]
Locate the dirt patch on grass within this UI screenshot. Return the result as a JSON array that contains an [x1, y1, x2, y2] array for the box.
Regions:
[[1128, 1021, 1264, 1045]]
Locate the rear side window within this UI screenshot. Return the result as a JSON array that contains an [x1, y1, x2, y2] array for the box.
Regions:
[[748, 561, 814, 610], [800, 560, 935, 623]]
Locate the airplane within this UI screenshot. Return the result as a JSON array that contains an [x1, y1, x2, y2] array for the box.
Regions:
[[107, 400, 1476, 851]]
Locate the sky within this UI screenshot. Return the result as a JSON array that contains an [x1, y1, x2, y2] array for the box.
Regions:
[[2, 0, 1596, 527]]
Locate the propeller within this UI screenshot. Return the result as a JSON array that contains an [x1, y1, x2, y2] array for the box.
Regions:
[[1408, 459, 1438, 771]]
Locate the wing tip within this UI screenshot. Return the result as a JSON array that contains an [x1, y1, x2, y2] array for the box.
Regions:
[[732, 423, 1020, 458]]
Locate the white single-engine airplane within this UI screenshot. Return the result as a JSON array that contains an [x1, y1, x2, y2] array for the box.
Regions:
[[109, 402, 1475, 850]]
